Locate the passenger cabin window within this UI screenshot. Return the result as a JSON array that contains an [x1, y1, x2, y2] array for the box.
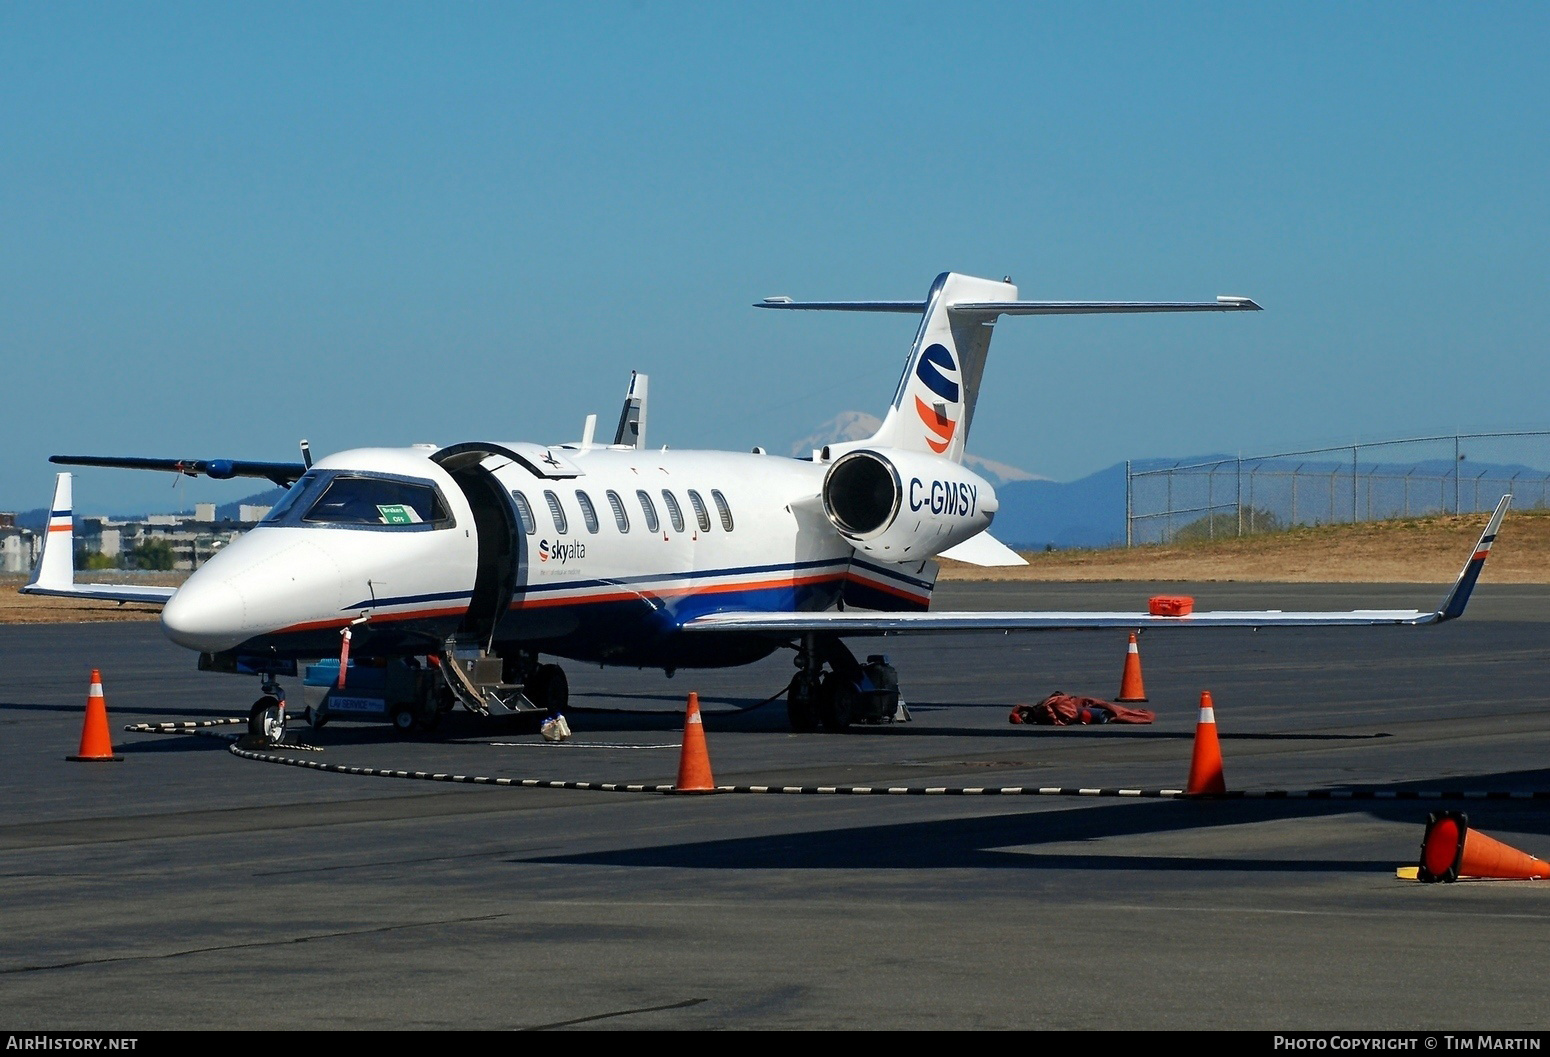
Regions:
[[575, 490, 599, 534], [661, 490, 685, 533], [606, 490, 630, 533], [544, 490, 568, 535], [511, 491, 536, 535], [302, 476, 449, 527], [711, 489, 735, 531], [636, 490, 660, 534], [687, 489, 712, 532]]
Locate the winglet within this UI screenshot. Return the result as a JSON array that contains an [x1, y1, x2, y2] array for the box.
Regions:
[[1433, 494, 1511, 622], [26, 473, 77, 593]]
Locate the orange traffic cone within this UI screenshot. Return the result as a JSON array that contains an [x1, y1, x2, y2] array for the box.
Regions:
[[1185, 690, 1225, 795], [1117, 632, 1148, 702], [1417, 811, 1550, 882], [68, 669, 123, 762], [675, 692, 717, 793]]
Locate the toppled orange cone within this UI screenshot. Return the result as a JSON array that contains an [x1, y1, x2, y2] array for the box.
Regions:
[[1116, 632, 1147, 703], [1185, 690, 1225, 795], [1418, 811, 1550, 882], [68, 669, 123, 762], [675, 692, 716, 793]]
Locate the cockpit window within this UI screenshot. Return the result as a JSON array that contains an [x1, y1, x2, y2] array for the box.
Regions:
[[302, 475, 450, 527], [262, 471, 324, 524]]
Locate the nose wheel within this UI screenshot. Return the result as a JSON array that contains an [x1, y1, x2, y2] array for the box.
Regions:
[[248, 694, 286, 745], [246, 674, 288, 745]]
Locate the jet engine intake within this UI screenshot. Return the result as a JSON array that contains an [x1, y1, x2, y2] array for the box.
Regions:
[[820, 448, 996, 562]]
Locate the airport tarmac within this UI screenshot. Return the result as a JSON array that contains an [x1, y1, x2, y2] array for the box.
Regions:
[[2, 581, 1548, 1031]]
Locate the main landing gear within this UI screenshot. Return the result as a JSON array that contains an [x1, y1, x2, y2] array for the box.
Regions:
[[502, 649, 570, 716], [786, 634, 902, 733]]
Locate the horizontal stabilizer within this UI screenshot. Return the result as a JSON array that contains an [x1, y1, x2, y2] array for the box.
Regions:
[[938, 531, 1028, 567], [950, 297, 1262, 315], [756, 296, 1261, 316]]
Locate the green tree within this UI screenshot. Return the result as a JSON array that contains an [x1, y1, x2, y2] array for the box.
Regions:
[[1173, 507, 1283, 543], [129, 538, 176, 570], [80, 550, 118, 571]]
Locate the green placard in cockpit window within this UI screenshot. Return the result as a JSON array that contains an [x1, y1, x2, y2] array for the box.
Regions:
[[377, 504, 420, 525]]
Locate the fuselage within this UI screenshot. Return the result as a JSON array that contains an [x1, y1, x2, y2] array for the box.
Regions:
[[160, 442, 937, 670]]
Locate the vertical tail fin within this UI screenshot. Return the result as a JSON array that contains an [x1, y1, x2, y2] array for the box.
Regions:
[[867, 273, 1015, 463], [28, 473, 77, 592]]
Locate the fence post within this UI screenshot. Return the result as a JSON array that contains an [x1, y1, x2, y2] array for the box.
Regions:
[[1208, 464, 1216, 540], [1352, 445, 1359, 524], [1236, 455, 1243, 537], [1125, 460, 1132, 548], [1454, 435, 1461, 513]]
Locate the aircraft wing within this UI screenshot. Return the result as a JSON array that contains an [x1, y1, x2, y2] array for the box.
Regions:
[[682, 495, 1510, 635], [19, 473, 177, 606], [50, 455, 307, 488]]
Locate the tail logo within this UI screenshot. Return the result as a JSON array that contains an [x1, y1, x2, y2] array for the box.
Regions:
[[912, 344, 960, 454]]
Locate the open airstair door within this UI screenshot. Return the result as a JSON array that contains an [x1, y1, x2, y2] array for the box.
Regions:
[[432, 443, 523, 651]]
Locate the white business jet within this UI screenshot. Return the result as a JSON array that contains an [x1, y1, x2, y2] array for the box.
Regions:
[[25, 272, 1510, 743]]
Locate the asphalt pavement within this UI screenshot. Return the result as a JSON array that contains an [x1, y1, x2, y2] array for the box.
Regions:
[[2, 581, 1548, 1031]]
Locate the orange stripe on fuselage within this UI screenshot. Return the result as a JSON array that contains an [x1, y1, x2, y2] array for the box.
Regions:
[[275, 605, 471, 636]]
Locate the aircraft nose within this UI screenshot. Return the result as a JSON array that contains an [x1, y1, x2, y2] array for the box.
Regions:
[[161, 576, 249, 653]]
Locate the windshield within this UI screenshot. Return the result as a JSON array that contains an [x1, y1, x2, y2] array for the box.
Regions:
[[305, 476, 449, 526], [261, 471, 452, 529]]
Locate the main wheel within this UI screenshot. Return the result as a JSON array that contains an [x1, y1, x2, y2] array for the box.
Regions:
[[817, 675, 856, 732], [786, 674, 820, 732], [248, 696, 286, 745], [526, 663, 569, 714]]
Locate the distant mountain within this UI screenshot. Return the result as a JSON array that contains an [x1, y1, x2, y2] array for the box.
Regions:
[[788, 411, 1046, 488], [992, 464, 1130, 550]]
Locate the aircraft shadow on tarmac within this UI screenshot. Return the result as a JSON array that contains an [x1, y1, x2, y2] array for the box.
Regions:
[[522, 783, 1550, 874], [2, 699, 244, 719]]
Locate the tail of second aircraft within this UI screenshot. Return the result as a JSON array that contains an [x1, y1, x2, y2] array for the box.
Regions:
[[28, 472, 77, 593]]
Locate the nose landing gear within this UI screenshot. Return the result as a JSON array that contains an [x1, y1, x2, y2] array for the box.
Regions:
[[246, 674, 288, 745]]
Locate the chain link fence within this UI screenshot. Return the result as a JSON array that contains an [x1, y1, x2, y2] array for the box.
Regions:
[[1126, 432, 1550, 546]]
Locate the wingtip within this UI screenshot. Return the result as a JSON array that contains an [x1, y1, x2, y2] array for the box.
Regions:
[[1215, 295, 1263, 311], [1434, 494, 1512, 622]]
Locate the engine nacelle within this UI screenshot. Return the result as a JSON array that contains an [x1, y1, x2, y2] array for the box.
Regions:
[[821, 448, 997, 562]]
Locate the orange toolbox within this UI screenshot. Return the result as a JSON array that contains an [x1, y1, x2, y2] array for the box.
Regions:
[[1148, 595, 1195, 617]]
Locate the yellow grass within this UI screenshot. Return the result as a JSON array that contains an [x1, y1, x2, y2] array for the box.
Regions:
[[940, 508, 1548, 583]]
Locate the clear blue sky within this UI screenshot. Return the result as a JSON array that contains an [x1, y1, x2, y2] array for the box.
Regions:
[[3, 2, 1546, 513]]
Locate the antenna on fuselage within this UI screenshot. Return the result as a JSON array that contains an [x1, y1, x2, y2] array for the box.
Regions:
[[613, 371, 648, 449], [299, 439, 313, 469]]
